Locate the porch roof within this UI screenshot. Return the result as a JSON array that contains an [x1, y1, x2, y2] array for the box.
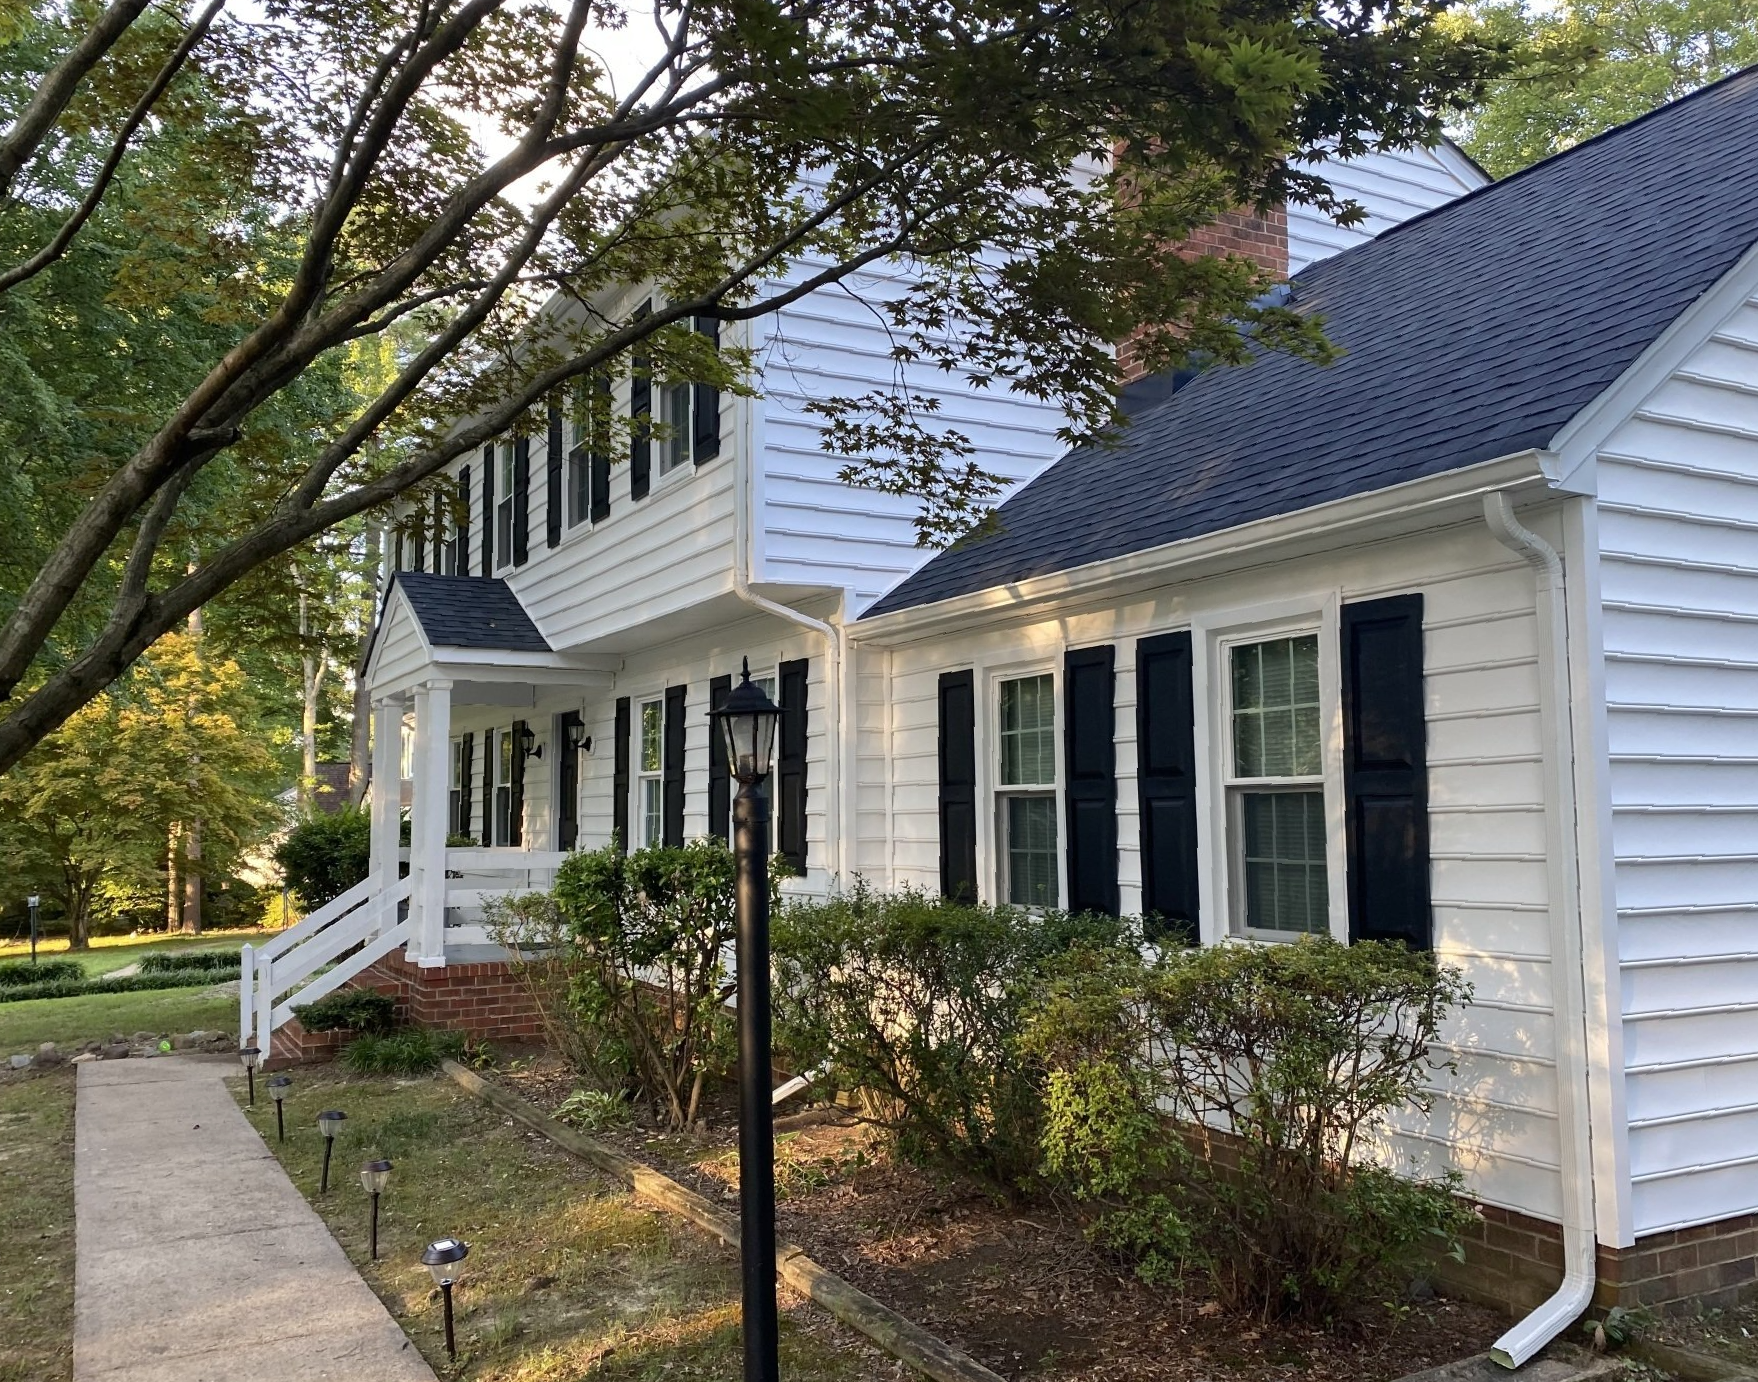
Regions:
[[393, 573, 550, 651]]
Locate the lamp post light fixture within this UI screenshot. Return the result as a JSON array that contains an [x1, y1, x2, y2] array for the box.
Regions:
[[708, 658, 783, 1382], [25, 895, 39, 965], [317, 1110, 347, 1193], [268, 1074, 292, 1141], [360, 1159, 392, 1260], [239, 1045, 261, 1105], [422, 1238, 469, 1360]]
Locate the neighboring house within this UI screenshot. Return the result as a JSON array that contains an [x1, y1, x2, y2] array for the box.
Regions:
[[240, 68, 1758, 1340]]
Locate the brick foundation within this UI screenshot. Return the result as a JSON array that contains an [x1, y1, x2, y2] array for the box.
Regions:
[[1439, 1202, 1758, 1318], [265, 952, 544, 1069]]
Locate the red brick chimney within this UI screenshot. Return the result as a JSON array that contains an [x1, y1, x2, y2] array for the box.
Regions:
[[1115, 203, 1289, 386]]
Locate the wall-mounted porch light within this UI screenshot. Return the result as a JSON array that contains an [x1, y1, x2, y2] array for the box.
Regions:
[[565, 720, 591, 754], [517, 724, 543, 761]]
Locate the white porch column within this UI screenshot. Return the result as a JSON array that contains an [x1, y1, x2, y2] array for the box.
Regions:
[[408, 679, 452, 967], [369, 697, 404, 906]]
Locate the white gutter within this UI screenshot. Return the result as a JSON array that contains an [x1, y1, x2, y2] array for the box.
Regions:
[[1482, 492, 1599, 1369], [730, 389, 850, 883]]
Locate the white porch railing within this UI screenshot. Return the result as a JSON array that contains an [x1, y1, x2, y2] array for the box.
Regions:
[[440, 848, 569, 948], [239, 876, 411, 1050]]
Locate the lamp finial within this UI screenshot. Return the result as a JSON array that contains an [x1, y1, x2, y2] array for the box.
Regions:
[[741, 655, 751, 681]]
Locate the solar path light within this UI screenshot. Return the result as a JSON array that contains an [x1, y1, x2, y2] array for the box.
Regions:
[[360, 1159, 392, 1260], [708, 659, 783, 1382], [422, 1238, 469, 1360], [317, 1110, 347, 1192], [268, 1074, 292, 1141], [239, 1045, 261, 1105]]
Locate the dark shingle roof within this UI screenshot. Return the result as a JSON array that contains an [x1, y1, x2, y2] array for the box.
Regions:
[[866, 67, 1758, 618], [395, 573, 551, 652]]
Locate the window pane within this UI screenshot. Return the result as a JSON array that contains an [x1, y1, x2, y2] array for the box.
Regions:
[[642, 778, 663, 845], [1006, 795, 1058, 908], [1240, 789, 1328, 933], [1232, 635, 1320, 779], [1000, 674, 1055, 786], [661, 383, 691, 473], [640, 701, 663, 772], [569, 449, 588, 526]]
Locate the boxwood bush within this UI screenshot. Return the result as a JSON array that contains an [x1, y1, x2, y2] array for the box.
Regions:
[[290, 988, 397, 1035], [0, 965, 233, 1003], [140, 951, 239, 974], [0, 959, 84, 987]]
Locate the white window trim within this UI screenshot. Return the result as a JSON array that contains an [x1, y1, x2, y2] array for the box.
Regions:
[[979, 660, 1066, 911], [634, 694, 666, 848], [1190, 592, 1347, 946]]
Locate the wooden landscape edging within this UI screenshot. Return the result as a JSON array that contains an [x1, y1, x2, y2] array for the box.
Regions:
[[441, 1060, 1007, 1382]]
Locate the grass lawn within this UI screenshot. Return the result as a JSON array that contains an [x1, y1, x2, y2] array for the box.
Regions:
[[0, 1070, 75, 1382], [0, 928, 259, 978], [233, 1068, 889, 1381], [0, 986, 238, 1055]]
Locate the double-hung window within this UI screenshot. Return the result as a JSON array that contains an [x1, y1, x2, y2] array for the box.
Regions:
[[997, 673, 1058, 908], [1226, 633, 1328, 935], [495, 441, 516, 566], [449, 738, 464, 837], [494, 729, 514, 846], [660, 380, 694, 474], [568, 381, 591, 528], [637, 698, 664, 845]]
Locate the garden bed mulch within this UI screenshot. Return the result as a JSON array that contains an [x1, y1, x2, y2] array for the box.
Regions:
[[493, 1058, 1508, 1382]]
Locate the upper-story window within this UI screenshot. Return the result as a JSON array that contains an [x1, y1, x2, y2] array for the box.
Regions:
[[638, 697, 664, 845], [997, 673, 1057, 908], [1226, 633, 1327, 936], [496, 441, 515, 566], [660, 378, 696, 474], [567, 375, 610, 529]]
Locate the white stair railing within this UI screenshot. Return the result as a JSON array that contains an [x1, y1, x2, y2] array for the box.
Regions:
[[241, 876, 411, 1051]]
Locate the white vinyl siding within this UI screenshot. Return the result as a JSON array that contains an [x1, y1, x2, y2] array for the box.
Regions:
[[1286, 143, 1487, 276], [1595, 282, 1758, 1237]]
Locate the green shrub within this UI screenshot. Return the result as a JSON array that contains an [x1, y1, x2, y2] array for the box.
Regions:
[[274, 808, 371, 910], [338, 1028, 469, 1076], [0, 959, 84, 987], [0, 964, 235, 1003], [771, 883, 1135, 1189], [551, 839, 760, 1130], [139, 950, 239, 974], [485, 892, 628, 1089], [292, 988, 397, 1035], [1026, 935, 1475, 1324]]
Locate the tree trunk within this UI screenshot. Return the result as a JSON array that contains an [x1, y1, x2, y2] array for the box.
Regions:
[[165, 821, 181, 933], [181, 815, 202, 933], [349, 522, 384, 805]]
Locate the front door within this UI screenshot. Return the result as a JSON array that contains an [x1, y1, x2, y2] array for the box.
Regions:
[[557, 711, 582, 850]]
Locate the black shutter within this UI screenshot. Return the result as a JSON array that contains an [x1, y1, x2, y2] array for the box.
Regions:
[[512, 437, 531, 566], [777, 659, 809, 872], [589, 372, 612, 522], [630, 302, 652, 499], [693, 314, 720, 465], [546, 402, 564, 549], [613, 697, 631, 854], [430, 490, 444, 573], [1341, 594, 1431, 949], [483, 727, 497, 844], [1136, 631, 1199, 944], [662, 684, 686, 847], [480, 444, 495, 575], [937, 670, 978, 903], [1064, 645, 1119, 916], [458, 732, 475, 840], [457, 464, 471, 575], [509, 718, 527, 847], [707, 672, 732, 841]]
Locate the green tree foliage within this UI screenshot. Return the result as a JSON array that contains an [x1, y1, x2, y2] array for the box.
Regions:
[[771, 885, 1134, 1188], [0, 0, 1502, 772], [273, 806, 372, 911], [0, 630, 281, 946], [1446, 0, 1758, 175], [1025, 935, 1475, 1323]]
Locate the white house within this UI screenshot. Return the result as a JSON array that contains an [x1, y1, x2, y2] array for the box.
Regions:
[[244, 66, 1758, 1355]]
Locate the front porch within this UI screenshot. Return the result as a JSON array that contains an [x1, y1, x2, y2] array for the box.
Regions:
[[243, 573, 611, 1059]]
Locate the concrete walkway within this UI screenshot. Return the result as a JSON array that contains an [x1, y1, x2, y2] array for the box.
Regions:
[[74, 1056, 436, 1382]]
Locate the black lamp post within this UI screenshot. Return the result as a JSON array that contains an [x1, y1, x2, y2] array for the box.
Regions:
[[317, 1110, 347, 1192], [25, 895, 38, 965], [709, 658, 783, 1382], [422, 1238, 469, 1360], [360, 1159, 392, 1260], [239, 1045, 261, 1105], [268, 1074, 292, 1141]]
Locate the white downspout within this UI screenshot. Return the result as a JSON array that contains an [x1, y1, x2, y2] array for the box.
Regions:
[[730, 391, 850, 884], [1482, 492, 1598, 1368]]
